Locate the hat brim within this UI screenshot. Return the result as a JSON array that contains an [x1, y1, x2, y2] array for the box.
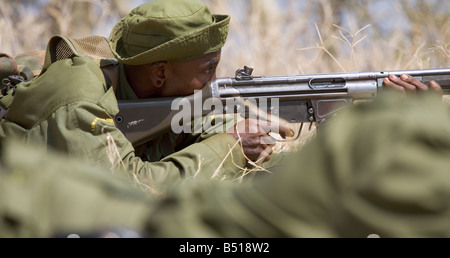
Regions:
[[109, 14, 230, 65]]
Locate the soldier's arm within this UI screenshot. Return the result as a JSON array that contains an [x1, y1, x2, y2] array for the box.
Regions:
[[0, 54, 248, 195], [64, 100, 247, 195]]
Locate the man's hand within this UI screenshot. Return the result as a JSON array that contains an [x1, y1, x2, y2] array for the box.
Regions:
[[384, 74, 442, 95], [227, 119, 294, 165]]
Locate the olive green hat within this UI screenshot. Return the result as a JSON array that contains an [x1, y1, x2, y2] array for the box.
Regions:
[[109, 0, 230, 65]]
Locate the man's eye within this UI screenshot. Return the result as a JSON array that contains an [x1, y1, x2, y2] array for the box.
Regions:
[[205, 66, 215, 75]]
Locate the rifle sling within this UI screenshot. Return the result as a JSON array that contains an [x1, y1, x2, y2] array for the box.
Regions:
[[101, 65, 119, 94]]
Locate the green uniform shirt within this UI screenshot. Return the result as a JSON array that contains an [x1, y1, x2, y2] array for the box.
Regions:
[[0, 56, 247, 194]]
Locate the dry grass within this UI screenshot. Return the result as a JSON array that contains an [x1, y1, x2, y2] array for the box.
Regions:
[[2, 0, 450, 70], [205, 0, 450, 152], [206, 0, 450, 75], [104, 129, 274, 194], [4, 1, 450, 72], [2, 0, 450, 186], [0, 0, 133, 54]]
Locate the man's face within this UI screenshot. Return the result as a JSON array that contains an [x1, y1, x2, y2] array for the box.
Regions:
[[161, 50, 221, 97]]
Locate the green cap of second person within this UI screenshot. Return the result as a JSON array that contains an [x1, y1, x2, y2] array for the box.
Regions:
[[109, 0, 230, 65]]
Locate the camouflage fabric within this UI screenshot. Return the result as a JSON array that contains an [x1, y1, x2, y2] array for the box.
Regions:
[[0, 53, 19, 83], [14, 50, 45, 77], [0, 51, 45, 84]]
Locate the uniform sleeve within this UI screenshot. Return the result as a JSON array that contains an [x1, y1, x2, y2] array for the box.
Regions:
[[55, 98, 247, 195]]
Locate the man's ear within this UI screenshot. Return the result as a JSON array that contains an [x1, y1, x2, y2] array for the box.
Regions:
[[150, 61, 167, 88]]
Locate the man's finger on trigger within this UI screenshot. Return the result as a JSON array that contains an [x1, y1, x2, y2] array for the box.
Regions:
[[279, 125, 295, 138], [266, 122, 294, 138], [261, 135, 277, 146]]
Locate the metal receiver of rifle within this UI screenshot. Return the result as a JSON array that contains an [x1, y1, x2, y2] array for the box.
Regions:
[[115, 66, 450, 146]]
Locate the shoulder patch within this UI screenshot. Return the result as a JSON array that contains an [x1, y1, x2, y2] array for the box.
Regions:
[[91, 117, 114, 132]]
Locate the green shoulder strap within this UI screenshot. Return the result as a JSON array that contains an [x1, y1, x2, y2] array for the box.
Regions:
[[98, 59, 119, 94]]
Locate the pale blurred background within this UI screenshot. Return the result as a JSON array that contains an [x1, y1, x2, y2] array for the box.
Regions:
[[2, 0, 450, 75], [1, 0, 450, 151]]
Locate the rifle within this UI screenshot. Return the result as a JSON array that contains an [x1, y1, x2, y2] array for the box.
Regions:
[[115, 66, 450, 146]]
